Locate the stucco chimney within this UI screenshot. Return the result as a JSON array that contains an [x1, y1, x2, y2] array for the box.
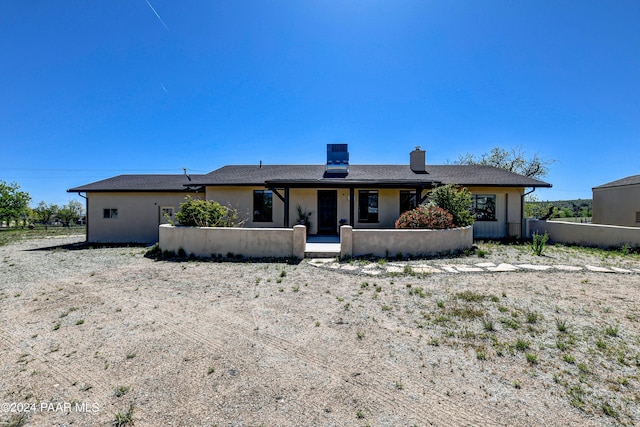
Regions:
[[410, 147, 426, 173]]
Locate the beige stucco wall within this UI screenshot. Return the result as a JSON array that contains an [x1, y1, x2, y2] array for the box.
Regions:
[[466, 187, 524, 239], [341, 225, 473, 258], [593, 185, 640, 227], [86, 192, 204, 243], [206, 186, 284, 228], [528, 219, 640, 249], [205, 186, 524, 238], [159, 224, 306, 259]]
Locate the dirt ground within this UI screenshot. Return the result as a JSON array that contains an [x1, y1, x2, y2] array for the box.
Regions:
[[1, 236, 639, 426]]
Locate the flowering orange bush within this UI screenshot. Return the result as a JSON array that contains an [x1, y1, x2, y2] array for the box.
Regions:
[[395, 205, 455, 229]]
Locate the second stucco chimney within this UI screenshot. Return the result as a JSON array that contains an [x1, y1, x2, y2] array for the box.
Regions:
[[410, 146, 426, 173]]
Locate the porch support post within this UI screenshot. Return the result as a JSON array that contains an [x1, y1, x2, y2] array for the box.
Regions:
[[284, 187, 290, 228], [418, 187, 429, 205], [349, 187, 355, 226], [270, 188, 289, 228], [271, 188, 285, 202]]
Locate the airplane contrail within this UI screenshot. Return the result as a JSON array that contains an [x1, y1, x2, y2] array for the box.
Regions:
[[145, 0, 169, 31]]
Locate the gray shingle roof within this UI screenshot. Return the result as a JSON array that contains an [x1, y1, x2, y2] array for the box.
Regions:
[[191, 164, 551, 188], [67, 174, 204, 192], [68, 164, 551, 192], [593, 174, 640, 189]]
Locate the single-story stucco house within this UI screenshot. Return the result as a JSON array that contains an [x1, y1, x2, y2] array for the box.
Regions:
[[68, 145, 551, 243], [592, 174, 640, 227]]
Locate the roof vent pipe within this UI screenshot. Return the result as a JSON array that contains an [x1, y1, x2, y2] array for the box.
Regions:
[[410, 147, 426, 173]]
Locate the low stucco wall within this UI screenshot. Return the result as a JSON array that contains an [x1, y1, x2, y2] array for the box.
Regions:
[[340, 225, 473, 258], [528, 220, 640, 249], [159, 224, 306, 259]]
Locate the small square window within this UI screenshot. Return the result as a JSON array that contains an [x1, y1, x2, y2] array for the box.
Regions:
[[103, 208, 118, 219], [160, 207, 174, 224]]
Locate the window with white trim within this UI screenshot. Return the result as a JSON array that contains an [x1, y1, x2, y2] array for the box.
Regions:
[[160, 207, 174, 224]]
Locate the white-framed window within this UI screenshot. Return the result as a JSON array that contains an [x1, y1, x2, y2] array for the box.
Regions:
[[103, 208, 118, 219], [160, 207, 174, 224]]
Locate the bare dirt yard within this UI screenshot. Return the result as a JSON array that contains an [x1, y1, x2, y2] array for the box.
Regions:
[[1, 236, 640, 426]]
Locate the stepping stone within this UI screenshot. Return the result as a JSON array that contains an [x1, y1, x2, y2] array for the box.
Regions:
[[328, 264, 340, 269], [516, 264, 553, 271], [412, 265, 443, 274], [610, 267, 633, 273], [634, 269, 640, 273], [475, 262, 496, 268], [554, 265, 583, 272], [437, 264, 460, 273], [585, 265, 614, 273], [363, 263, 378, 269], [487, 263, 519, 272], [309, 258, 336, 265], [454, 264, 484, 272], [340, 264, 359, 271], [386, 266, 406, 273], [363, 270, 381, 276]]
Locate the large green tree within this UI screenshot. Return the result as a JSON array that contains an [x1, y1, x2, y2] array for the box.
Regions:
[[456, 146, 553, 180], [33, 201, 59, 229], [0, 181, 31, 228]]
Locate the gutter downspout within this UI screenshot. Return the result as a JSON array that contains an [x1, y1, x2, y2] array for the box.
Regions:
[[76, 193, 88, 243], [521, 188, 536, 240]]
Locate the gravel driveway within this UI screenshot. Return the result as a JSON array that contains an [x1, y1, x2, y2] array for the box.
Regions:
[[1, 236, 639, 426]]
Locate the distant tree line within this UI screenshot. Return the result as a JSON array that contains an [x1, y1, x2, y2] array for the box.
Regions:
[[525, 199, 592, 219], [0, 180, 84, 228]]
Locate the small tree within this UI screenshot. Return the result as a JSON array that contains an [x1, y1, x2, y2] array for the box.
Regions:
[[428, 184, 474, 227], [175, 197, 244, 227]]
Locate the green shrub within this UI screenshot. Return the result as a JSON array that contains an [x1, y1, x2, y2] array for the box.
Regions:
[[531, 231, 549, 256], [175, 196, 244, 227], [427, 184, 474, 227], [395, 205, 455, 229]]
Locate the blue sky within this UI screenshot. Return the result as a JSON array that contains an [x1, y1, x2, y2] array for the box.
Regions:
[[1, 1, 639, 206]]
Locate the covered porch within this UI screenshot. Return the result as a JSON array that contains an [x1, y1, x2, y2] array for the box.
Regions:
[[266, 180, 436, 236]]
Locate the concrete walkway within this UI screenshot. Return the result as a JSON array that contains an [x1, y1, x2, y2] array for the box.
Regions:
[[305, 237, 340, 257], [307, 259, 640, 276]]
